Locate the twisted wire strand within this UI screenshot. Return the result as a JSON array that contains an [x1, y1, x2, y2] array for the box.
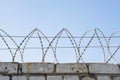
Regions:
[[17, 28, 58, 63], [95, 28, 109, 63], [0, 28, 120, 63], [106, 31, 120, 63], [0, 34, 13, 56], [52, 29, 64, 62], [78, 29, 95, 62], [42, 28, 65, 62], [42, 28, 80, 63], [14, 28, 37, 62], [21, 29, 36, 62], [65, 31, 79, 62], [0, 29, 22, 62], [37, 32, 45, 61], [64, 28, 80, 62], [95, 29, 106, 62], [94, 28, 118, 63], [78, 28, 118, 63], [35, 29, 58, 63], [78, 32, 96, 62]]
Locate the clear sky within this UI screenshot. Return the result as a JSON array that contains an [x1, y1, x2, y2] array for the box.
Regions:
[[0, 0, 120, 63]]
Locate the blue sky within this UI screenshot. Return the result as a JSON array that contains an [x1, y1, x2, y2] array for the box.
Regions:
[[0, 0, 120, 63]]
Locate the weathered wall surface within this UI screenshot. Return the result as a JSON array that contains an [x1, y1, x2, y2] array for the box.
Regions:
[[0, 62, 120, 80]]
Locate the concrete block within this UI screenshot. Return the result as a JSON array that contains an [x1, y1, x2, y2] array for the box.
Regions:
[[56, 63, 88, 73], [47, 76, 62, 80], [22, 63, 54, 73], [82, 76, 95, 80], [30, 76, 45, 80], [0, 62, 18, 74], [12, 76, 26, 80], [88, 63, 120, 74], [0, 76, 9, 80], [97, 76, 111, 80], [113, 76, 120, 80], [64, 75, 79, 80]]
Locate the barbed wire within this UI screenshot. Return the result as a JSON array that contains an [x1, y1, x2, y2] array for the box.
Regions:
[[0, 28, 120, 63], [1, 36, 120, 38]]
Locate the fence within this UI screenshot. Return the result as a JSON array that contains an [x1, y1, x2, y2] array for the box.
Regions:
[[0, 28, 120, 63]]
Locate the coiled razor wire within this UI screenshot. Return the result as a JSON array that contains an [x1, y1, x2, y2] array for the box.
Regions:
[[0, 29, 22, 62], [106, 30, 120, 63], [0, 28, 120, 63]]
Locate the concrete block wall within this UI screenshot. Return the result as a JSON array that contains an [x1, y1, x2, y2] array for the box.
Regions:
[[0, 62, 120, 80]]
